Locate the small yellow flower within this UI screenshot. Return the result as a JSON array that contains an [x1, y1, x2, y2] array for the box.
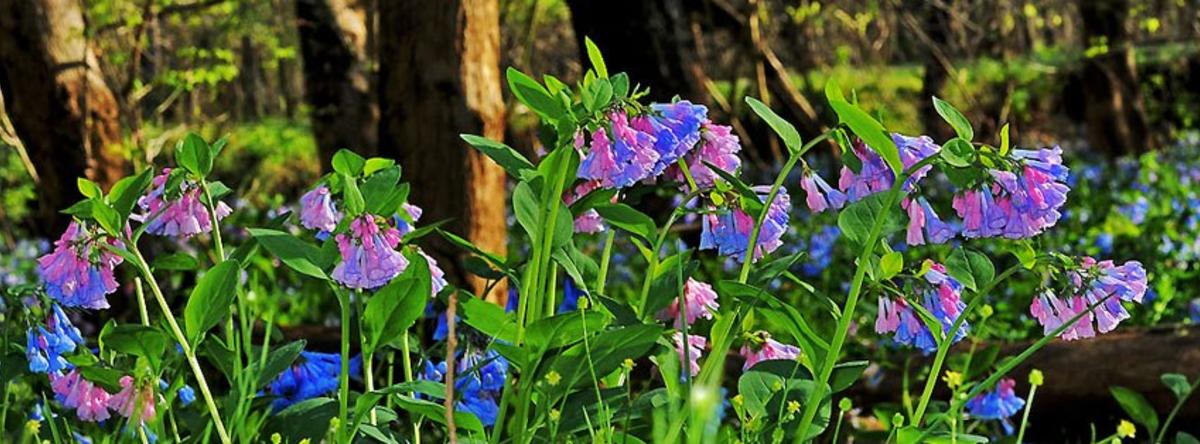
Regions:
[[271, 433, 282, 444], [771, 381, 784, 391], [298, 439, 311, 444], [786, 400, 801, 415], [546, 370, 562, 386], [577, 297, 590, 310], [1117, 419, 1136, 438], [328, 416, 341, 433], [980, 304, 995, 318], [943, 371, 964, 389], [1029, 369, 1044, 387], [549, 409, 561, 422], [731, 394, 744, 407], [25, 419, 40, 434], [623, 358, 636, 371]]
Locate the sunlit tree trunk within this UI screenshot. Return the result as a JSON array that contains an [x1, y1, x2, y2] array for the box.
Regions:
[[378, 0, 508, 303], [295, 0, 378, 170], [0, 0, 128, 235], [1079, 0, 1152, 155]]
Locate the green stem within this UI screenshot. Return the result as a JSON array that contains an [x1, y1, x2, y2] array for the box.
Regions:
[[336, 289, 352, 442], [1015, 384, 1038, 444], [1155, 372, 1200, 444], [198, 180, 225, 261], [595, 230, 616, 294], [355, 291, 377, 426], [401, 330, 421, 444], [130, 248, 231, 444], [911, 264, 1024, 426]]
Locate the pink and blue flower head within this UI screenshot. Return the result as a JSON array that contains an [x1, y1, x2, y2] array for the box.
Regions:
[[265, 351, 361, 411], [394, 203, 423, 237], [50, 370, 112, 422], [108, 376, 156, 424], [298, 185, 341, 232], [331, 215, 408, 290], [669, 123, 742, 190], [674, 332, 707, 377], [578, 111, 660, 188], [801, 170, 847, 213], [953, 146, 1069, 239], [563, 181, 607, 234], [904, 197, 958, 246], [659, 278, 720, 327], [965, 378, 1026, 434], [839, 134, 940, 201], [1030, 258, 1146, 340], [418, 249, 448, 295], [637, 101, 707, 176], [740, 335, 801, 371], [38, 221, 124, 310], [700, 186, 791, 263], [875, 261, 968, 353], [26, 304, 85, 373], [138, 168, 232, 237]]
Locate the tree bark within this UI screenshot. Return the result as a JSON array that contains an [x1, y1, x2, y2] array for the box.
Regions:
[[916, 1, 953, 142], [0, 0, 128, 235], [295, 0, 378, 169], [378, 0, 508, 303], [1079, 0, 1152, 156]]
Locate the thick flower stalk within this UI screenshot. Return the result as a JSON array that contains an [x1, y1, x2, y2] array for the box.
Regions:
[[138, 168, 232, 237], [37, 221, 124, 309]]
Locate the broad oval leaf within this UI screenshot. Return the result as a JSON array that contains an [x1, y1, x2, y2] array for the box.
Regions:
[[184, 259, 242, 345]]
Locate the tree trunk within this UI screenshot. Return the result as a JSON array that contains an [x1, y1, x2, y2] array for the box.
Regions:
[[295, 0, 377, 170], [1079, 0, 1152, 156], [565, 0, 705, 102], [378, 0, 508, 303], [0, 0, 128, 236], [916, 1, 953, 142]]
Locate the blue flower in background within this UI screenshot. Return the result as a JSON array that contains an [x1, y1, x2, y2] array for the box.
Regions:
[[1118, 196, 1150, 224], [421, 349, 509, 427], [1096, 232, 1113, 255], [965, 378, 1025, 434], [265, 351, 361, 411], [802, 226, 840, 277], [556, 278, 587, 314], [1190, 299, 1200, 323]]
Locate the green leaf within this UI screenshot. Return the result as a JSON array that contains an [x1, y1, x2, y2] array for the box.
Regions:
[[252, 340, 306, 387], [831, 360, 870, 392], [77, 178, 102, 199], [880, 252, 903, 279], [594, 203, 657, 243], [998, 123, 1011, 156], [362, 254, 432, 354], [940, 138, 975, 167], [526, 311, 610, 352], [837, 193, 903, 246], [109, 168, 153, 221], [331, 149, 366, 176], [183, 260, 241, 345], [152, 253, 199, 271], [101, 325, 168, 371], [360, 166, 401, 214], [363, 158, 396, 176], [176, 133, 213, 177], [342, 174, 365, 216], [1178, 432, 1200, 444], [932, 97, 974, 141], [830, 100, 901, 174], [92, 202, 123, 235], [1110, 385, 1160, 435], [507, 67, 566, 121], [584, 37, 608, 78], [263, 398, 338, 443], [394, 396, 486, 434], [247, 228, 327, 279], [512, 181, 542, 243], [1011, 241, 1038, 269], [944, 249, 994, 292], [459, 294, 518, 343], [545, 324, 661, 396], [461, 134, 536, 178], [1162, 373, 1191, 400], [745, 96, 801, 152]]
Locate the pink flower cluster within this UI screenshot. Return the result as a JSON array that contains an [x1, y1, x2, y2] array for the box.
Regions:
[[659, 278, 720, 327], [332, 215, 409, 290], [1030, 258, 1147, 340], [37, 221, 124, 309], [740, 336, 802, 371], [138, 168, 232, 237], [953, 147, 1069, 239], [49, 371, 158, 424], [875, 261, 968, 353]]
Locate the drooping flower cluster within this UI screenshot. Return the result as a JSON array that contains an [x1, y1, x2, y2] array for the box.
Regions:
[[108, 376, 157, 424], [838, 134, 940, 202], [800, 170, 846, 213], [577, 102, 709, 189], [659, 278, 720, 327], [668, 123, 742, 190], [875, 261, 968, 353], [740, 334, 801, 371], [37, 221, 124, 309], [953, 147, 1069, 239], [265, 351, 361, 411], [563, 180, 607, 234], [1030, 258, 1147, 340], [674, 332, 707, 377], [49, 370, 112, 422], [26, 304, 85, 374], [700, 187, 792, 263], [904, 197, 957, 246], [965, 378, 1026, 434], [331, 215, 408, 290], [422, 349, 509, 426], [298, 185, 341, 233], [138, 168, 232, 237]]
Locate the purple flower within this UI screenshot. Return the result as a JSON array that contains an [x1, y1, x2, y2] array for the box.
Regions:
[[37, 221, 124, 309], [421, 350, 508, 427], [50, 370, 112, 422], [563, 181, 607, 234], [637, 101, 707, 176], [904, 197, 957, 246], [674, 332, 707, 376], [394, 203, 423, 237], [299, 185, 341, 232], [966, 378, 1025, 434], [138, 168, 232, 237], [659, 278, 720, 326], [800, 171, 846, 213], [418, 249, 448, 295], [669, 123, 742, 189], [740, 336, 801, 370], [1030, 258, 1146, 340], [953, 147, 1069, 239], [839, 134, 940, 201], [578, 111, 660, 188], [108, 376, 156, 424], [875, 261, 968, 353], [331, 216, 408, 290], [26, 304, 85, 373], [700, 186, 791, 263]]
